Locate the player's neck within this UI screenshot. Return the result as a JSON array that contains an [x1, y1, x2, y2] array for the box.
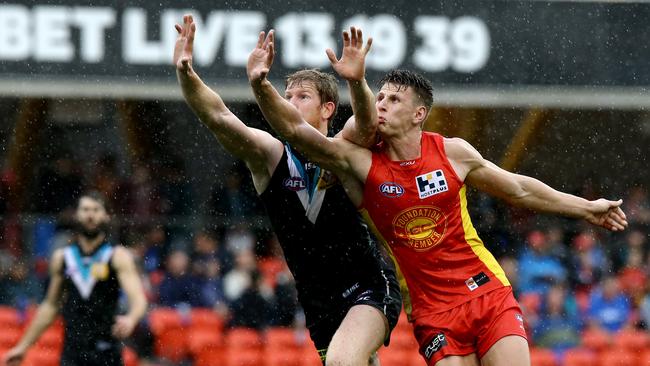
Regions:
[[385, 129, 422, 161], [78, 234, 106, 254]]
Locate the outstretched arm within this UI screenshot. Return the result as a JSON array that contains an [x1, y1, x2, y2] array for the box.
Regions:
[[3, 250, 65, 366], [247, 30, 349, 171], [327, 27, 378, 147], [446, 138, 628, 231], [174, 15, 281, 183]]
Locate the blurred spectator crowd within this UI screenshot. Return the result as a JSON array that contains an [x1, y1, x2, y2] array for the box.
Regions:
[[0, 152, 648, 362]]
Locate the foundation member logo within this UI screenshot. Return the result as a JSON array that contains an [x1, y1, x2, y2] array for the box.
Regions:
[[416, 169, 448, 199], [393, 205, 447, 251]]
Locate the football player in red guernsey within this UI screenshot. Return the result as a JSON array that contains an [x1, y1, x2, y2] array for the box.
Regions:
[[248, 30, 628, 366]]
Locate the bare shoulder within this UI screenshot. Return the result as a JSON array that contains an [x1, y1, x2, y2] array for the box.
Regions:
[[443, 137, 482, 161], [50, 248, 65, 273], [111, 246, 135, 269]]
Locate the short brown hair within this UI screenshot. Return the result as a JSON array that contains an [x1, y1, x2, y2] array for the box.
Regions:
[[379, 70, 434, 112], [285, 69, 339, 122]]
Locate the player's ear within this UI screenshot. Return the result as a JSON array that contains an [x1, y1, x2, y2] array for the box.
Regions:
[[321, 101, 336, 120], [414, 105, 427, 125]]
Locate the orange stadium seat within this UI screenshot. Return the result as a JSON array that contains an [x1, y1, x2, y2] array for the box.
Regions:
[[187, 327, 224, 356], [598, 349, 637, 366], [265, 327, 303, 350], [35, 326, 63, 350], [379, 348, 410, 366], [581, 328, 611, 351], [407, 351, 426, 366], [613, 329, 649, 352], [225, 328, 263, 350], [0, 328, 21, 349], [190, 308, 224, 330], [122, 346, 138, 366], [194, 349, 225, 366], [154, 328, 188, 364], [264, 348, 302, 366], [224, 349, 263, 366], [529, 347, 557, 366], [638, 350, 650, 365], [563, 348, 596, 366], [297, 347, 323, 366], [0, 306, 21, 328], [149, 307, 184, 336], [390, 329, 419, 351], [22, 347, 60, 366]]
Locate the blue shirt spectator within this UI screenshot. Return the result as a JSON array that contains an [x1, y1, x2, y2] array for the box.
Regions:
[[587, 277, 631, 333], [518, 231, 567, 296]]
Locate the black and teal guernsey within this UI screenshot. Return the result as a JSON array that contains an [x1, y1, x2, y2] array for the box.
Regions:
[[60, 242, 122, 366], [259, 145, 400, 329]]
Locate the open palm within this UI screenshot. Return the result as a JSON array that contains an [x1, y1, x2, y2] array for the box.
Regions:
[[247, 30, 275, 84], [326, 26, 373, 82], [174, 14, 196, 73]]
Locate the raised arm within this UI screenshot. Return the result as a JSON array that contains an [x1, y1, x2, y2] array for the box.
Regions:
[[111, 246, 147, 340], [327, 27, 378, 147], [174, 15, 282, 190], [246, 30, 351, 172], [4, 250, 65, 366], [445, 137, 628, 231]]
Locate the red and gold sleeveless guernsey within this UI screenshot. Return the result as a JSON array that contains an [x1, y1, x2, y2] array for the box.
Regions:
[[360, 132, 510, 321]]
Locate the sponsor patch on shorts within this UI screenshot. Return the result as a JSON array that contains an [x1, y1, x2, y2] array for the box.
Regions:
[[423, 333, 447, 359]]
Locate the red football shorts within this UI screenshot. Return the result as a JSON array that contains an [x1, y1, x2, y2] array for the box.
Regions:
[[412, 286, 527, 365]]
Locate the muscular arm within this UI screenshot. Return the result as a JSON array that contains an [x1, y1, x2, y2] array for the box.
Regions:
[[445, 137, 628, 231], [247, 30, 351, 172], [175, 15, 282, 190], [9, 250, 64, 355], [111, 247, 147, 339], [328, 27, 378, 147]]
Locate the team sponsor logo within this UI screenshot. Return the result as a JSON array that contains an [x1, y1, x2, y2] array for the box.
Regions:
[[516, 314, 525, 331], [355, 290, 373, 303], [465, 272, 490, 291], [415, 169, 448, 199], [423, 333, 447, 359], [317, 170, 338, 190], [379, 182, 404, 198], [392, 205, 447, 251], [342, 282, 360, 298], [283, 176, 306, 191], [91, 263, 110, 280]]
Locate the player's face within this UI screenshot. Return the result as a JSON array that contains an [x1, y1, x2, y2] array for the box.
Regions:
[[284, 82, 326, 128], [376, 83, 421, 137], [75, 197, 109, 232]]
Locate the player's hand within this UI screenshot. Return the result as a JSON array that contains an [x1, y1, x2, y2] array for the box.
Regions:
[[585, 199, 628, 231], [112, 315, 137, 340], [326, 26, 372, 82], [247, 30, 275, 86], [173, 14, 196, 74], [3, 345, 26, 366]]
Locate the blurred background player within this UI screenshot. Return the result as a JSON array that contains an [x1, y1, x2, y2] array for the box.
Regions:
[[3, 192, 147, 366]]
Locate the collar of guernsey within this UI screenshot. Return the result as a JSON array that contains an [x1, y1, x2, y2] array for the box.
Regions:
[[285, 144, 326, 224]]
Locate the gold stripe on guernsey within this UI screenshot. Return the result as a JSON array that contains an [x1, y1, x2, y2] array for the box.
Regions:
[[458, 185, 510, 286], [359, 208, 413, 320]]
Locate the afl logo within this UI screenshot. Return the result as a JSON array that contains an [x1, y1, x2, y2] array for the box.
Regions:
[[283, 177, 306, 191], [393, 205, 447, 251], [379, 182, 404, 198]]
